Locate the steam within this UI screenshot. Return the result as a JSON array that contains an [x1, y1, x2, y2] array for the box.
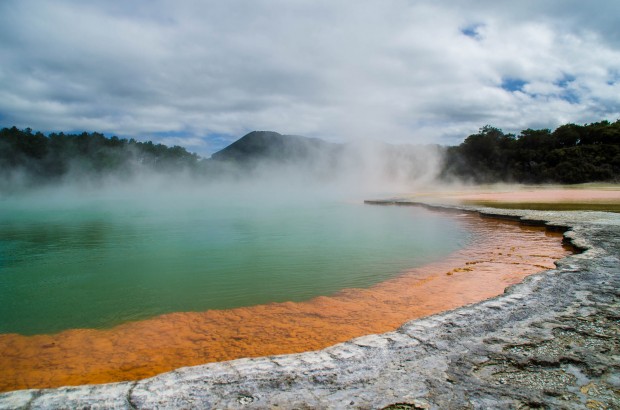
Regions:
[[0, 134, 447, 204], [204, 137, 446, 197]]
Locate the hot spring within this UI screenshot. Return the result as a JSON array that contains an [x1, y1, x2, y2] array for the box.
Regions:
[[0, 188, 470, 336], [0, 184, 572, 392]]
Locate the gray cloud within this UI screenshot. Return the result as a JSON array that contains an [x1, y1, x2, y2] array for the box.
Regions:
[[1, 0, 619, 155]]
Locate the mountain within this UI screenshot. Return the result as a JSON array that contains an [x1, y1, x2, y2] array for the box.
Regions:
[[210, 131, 340, 165], [208, 130, 444, 184]]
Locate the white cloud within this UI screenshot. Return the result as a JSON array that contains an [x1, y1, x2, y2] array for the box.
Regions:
[[1, 0, 619, 154]]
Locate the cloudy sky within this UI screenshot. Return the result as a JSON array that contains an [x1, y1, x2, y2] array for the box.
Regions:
[[1, 0, 619, 156]]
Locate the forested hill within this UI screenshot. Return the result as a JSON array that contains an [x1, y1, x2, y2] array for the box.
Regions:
[[442, 120, 620, 183], [211, 131, 340, 164], [0, 127, 200, 184]]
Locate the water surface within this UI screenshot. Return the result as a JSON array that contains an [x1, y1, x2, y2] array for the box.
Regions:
[[0, 192, 469, 335]]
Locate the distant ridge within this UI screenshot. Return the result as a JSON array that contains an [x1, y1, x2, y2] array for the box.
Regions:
[[210, 131, 339, 164]]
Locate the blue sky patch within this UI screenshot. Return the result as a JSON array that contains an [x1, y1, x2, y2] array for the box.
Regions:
[[553, 74, 579, 104], [554, 73, 576, 88], [150, 129, 193, 139], [149, 130, 237, 157], [501, 78, 527, 92], [204, 133, 236, 156], [460, 24, 483, 40], [559, 89, 580, 104]]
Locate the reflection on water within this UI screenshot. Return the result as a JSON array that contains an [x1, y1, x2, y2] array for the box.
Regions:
[[0, 212, 571, 392], [0, 221, 108, 264]]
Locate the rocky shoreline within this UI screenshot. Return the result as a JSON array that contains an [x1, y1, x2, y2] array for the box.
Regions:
[[1, 202, 618, 409]]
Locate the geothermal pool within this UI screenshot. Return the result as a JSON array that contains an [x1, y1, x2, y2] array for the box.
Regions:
[[0, 194, 469, 335], [0, 190, 572, 392]]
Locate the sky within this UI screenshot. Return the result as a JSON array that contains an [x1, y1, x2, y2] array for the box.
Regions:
[[1, 0, 619, 156]]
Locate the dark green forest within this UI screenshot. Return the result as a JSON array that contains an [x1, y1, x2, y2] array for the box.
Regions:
[[0, 127, 201, 185], [442, 120, 620, 183], [1, 119, 619, 187]]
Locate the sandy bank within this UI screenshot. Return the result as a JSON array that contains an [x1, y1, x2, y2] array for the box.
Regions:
[[1, 199, 618, 409], [456, 188, 620, 202], [410, 184, 620, 212]]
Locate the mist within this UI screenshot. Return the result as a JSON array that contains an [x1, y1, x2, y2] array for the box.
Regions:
[[0, 129, 447, 209]]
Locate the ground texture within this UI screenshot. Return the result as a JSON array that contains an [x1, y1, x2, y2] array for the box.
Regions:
[[1, 203, 618, 409]]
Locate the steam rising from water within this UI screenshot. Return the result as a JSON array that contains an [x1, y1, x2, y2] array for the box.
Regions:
[[1, 136, 446, 203]]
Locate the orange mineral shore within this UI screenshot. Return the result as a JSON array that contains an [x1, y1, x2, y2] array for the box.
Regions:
[[0, 212, 572, 392]]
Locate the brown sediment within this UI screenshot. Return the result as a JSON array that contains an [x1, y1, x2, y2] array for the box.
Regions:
[[0, 212, 572, 393]]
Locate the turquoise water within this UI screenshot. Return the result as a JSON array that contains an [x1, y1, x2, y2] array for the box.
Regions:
[[0, 191, 470, 335]]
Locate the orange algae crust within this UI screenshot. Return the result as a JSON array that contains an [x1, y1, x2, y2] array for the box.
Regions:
[[0, 213, 572, 392]]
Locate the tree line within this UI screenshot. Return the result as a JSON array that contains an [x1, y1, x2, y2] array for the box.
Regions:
[[442, 120, 620, 183], [1, 119, 619, 187], [0, 127, 201, 186]]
